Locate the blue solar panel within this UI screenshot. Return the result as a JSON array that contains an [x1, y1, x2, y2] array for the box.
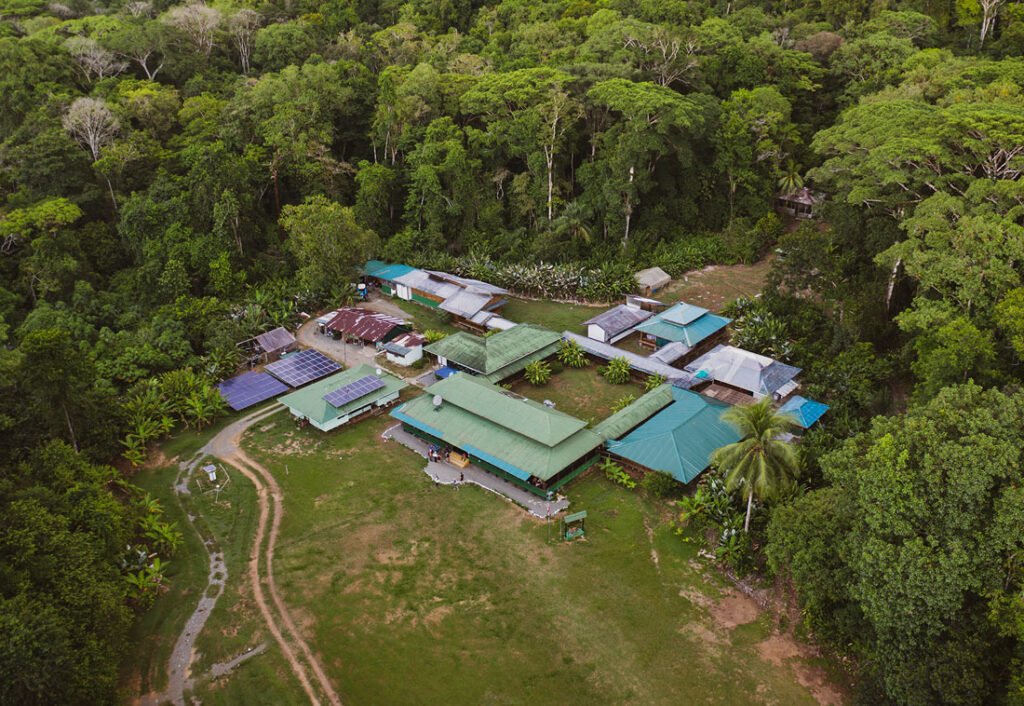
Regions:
[[322, 375, 385, 408], [216, 371, 290, 411], [265, 349, 342, 387]]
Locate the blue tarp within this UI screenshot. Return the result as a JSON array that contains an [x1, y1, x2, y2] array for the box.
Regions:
[[435, 366, 458, 379], [778, 395, 830, 429]]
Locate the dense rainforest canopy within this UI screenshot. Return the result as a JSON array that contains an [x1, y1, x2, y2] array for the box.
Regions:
[[0, 0, 1023, 702]]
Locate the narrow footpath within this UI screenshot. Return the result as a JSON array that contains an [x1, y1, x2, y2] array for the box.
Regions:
[[147, 404, 342, 706]]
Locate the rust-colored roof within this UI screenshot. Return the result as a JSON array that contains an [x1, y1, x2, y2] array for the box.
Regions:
[[325, 307, 407, 342], [391, 331, 425, 348]]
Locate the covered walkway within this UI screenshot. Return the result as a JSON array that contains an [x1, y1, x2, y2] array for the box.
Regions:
[[561, 331, 692, 381], [382, 424, 570, 518]]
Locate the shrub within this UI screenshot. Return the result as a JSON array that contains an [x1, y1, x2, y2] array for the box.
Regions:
[[423, 329, 447, 343], [601, 458, 636, 489], [611, 394, 636, 412], [641, 470, 679, 498], [558, 339, 589, 368], [524, 359, 552, 386], [644, 373, 667, 391], [601, 356, 632, 384]]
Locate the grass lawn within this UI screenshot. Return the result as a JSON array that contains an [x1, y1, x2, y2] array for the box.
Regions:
[[662, 258, 773, 312], [502, 296, 605, 335], [225, 414, 840, 705], [390, 298, 460, 336], [508, 365, 646, 426]]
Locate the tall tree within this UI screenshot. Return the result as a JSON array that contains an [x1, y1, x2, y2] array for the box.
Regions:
[[712, 397, 800, 532], [768, 384, 1024, 704], [279, 196, 378, 297]]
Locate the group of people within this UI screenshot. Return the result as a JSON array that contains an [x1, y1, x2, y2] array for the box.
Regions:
[[427, 444, 449, 463]]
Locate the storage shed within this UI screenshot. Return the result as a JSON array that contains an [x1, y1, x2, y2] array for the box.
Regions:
[[384, 332, 426, 367], [583, 304, 653, 344], [254, 326, 297, 362], [634, 267, 671, 296]]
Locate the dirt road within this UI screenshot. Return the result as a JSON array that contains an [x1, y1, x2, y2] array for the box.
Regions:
[[209, 405, 343, 706]]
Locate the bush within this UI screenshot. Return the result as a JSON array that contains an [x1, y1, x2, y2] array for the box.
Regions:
[[641, 470, 679, 498], [601, 458, 636, 489], [423, 329, 447, 343], [601, 357, 632, 384], [611, 394, 636, 412], [644, 373, 667, 391], [651, 234, 732, 277], [558, 339, 588, 368], [524, 359, 552, 386]]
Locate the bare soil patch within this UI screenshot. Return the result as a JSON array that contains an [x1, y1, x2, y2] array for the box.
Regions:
[[709, 591, 760, 630], [663, 258, 773, 312], [758, 632, 845, 706]]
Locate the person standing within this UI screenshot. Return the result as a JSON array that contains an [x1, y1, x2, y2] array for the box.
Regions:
[[459, 472, 464, 483]]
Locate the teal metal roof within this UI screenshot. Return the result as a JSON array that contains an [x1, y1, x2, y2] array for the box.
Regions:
[[391, 374, 602, 481], [635, 302, 731, 346], [364, 261, 417, 282], [605, 389, 740, 484], [278, 364, 407, 425], [778, 395, 829, 429]]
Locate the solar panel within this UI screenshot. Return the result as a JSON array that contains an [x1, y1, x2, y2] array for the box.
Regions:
[[216, 371, 291, 411], [265, 349, 342, 387], [322, 375, 385, 408]]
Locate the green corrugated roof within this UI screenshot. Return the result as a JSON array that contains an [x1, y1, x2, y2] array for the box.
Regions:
[[605, 389, 741, 484], [593, 384, 675, 441], [424, 324, 562, 378], [434, 373, 587, 446], [278, 364, 407, 424], [483, 340, 561, 383], [393, 374, 602, 481]]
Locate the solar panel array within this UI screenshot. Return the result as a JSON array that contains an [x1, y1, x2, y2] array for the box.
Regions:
[[216, 371, 291, 411], [265, 349, 341, 387], [322, 375, 385, 408]]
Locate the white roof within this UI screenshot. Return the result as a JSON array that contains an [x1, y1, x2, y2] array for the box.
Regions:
[[440, 289, 492, 318], [635, 266, 671, 289], [685, 345, 801, 396]]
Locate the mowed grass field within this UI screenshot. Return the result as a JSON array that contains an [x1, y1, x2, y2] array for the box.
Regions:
[[230, 412, 836, 705], [508, 365, 646, 426]]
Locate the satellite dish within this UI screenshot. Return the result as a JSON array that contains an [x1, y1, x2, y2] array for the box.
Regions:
[[375, 367, 382, 376], [432, 395, 442, 408]]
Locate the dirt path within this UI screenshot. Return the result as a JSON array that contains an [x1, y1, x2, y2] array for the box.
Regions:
[[209, 405, 343, 706], [142, 449, 231, 706]]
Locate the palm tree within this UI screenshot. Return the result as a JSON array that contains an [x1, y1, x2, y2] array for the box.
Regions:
[[777, 159, 804, 196], [711, 398, 799, 533]]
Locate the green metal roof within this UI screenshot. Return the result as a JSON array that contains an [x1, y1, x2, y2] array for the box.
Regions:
[[278, 364, 407, 425], [605, 389, 741, 484], [392, 374, 603, 481], [635, 302, 732, 346], [424, 324, 562, 379], [564, 510, 587, 523], [593, 384, 675, 441], [433, 372, 587, 446]]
